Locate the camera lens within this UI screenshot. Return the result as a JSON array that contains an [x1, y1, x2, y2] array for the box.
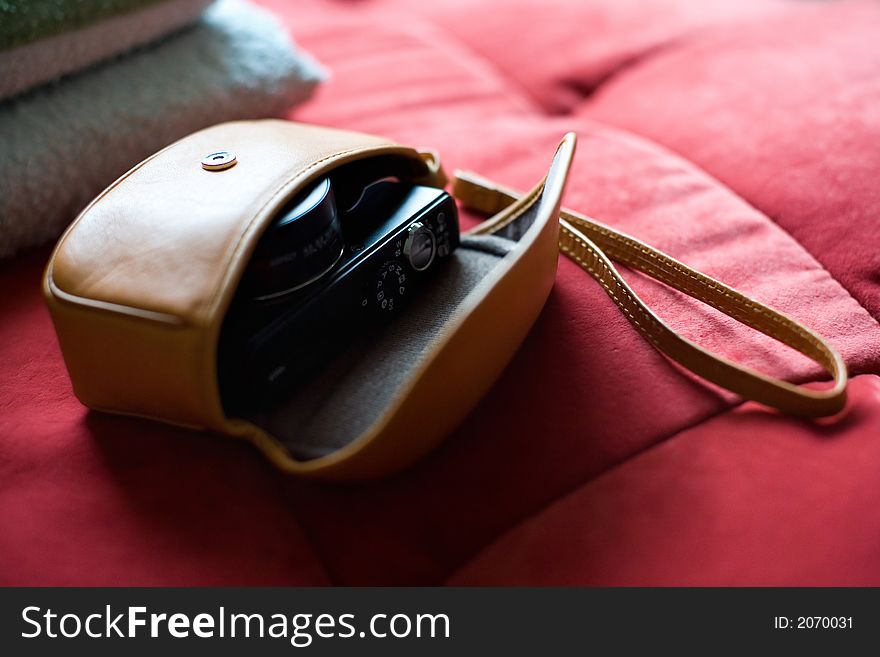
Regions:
[[246, 177, 343, 301], [403, 222, 437, 271]]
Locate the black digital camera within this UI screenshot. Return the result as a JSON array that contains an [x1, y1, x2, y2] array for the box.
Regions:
[[218, 169, 460, 413]]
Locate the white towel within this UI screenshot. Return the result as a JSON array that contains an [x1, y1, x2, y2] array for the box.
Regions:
[[0, 0, 326, 259]]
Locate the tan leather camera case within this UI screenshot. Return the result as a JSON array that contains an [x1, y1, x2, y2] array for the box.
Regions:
[[43, 120, 575, 480]]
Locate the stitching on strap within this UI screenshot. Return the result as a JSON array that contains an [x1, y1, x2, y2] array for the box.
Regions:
[[461, 175, 847, 417]]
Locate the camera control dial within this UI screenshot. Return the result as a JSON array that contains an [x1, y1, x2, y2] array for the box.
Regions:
[[403, 222, 437, 271]]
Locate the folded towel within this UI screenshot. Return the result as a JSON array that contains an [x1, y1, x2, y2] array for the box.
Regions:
[[1, 0, 176, 49], [0, 0, 326, 259], [0, 0, 215, 100]]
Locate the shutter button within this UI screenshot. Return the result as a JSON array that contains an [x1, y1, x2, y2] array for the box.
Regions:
[[201, 151, 237, 171]]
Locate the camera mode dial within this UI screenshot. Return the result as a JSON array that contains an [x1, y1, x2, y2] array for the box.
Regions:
[[403, 222, 437, 271]]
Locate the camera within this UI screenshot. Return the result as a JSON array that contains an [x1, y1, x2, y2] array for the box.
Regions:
[[218, 170, 460, 413]]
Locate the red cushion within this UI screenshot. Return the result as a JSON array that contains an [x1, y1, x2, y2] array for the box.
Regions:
[[2, 0, 879, 585], [450, 375, 880, 586], [581, 0, 880, 322]]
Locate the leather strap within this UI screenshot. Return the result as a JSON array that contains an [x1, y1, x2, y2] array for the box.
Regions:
[[452, 171, 848, 418]]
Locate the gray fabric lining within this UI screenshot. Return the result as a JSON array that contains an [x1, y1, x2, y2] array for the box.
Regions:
[[249, 234, 515, 460], [493, 207, 538, 241]]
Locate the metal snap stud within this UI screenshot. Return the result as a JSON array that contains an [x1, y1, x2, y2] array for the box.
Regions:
[[201, 151, 237, 171]]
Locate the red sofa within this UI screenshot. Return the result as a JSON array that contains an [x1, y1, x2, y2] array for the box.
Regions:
[[2, 0, 879, 585]]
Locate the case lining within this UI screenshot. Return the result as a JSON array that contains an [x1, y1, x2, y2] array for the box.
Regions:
[[248, 233, 516, 459]]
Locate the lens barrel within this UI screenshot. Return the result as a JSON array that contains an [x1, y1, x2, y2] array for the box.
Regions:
[[245, 178, 343, 301]]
